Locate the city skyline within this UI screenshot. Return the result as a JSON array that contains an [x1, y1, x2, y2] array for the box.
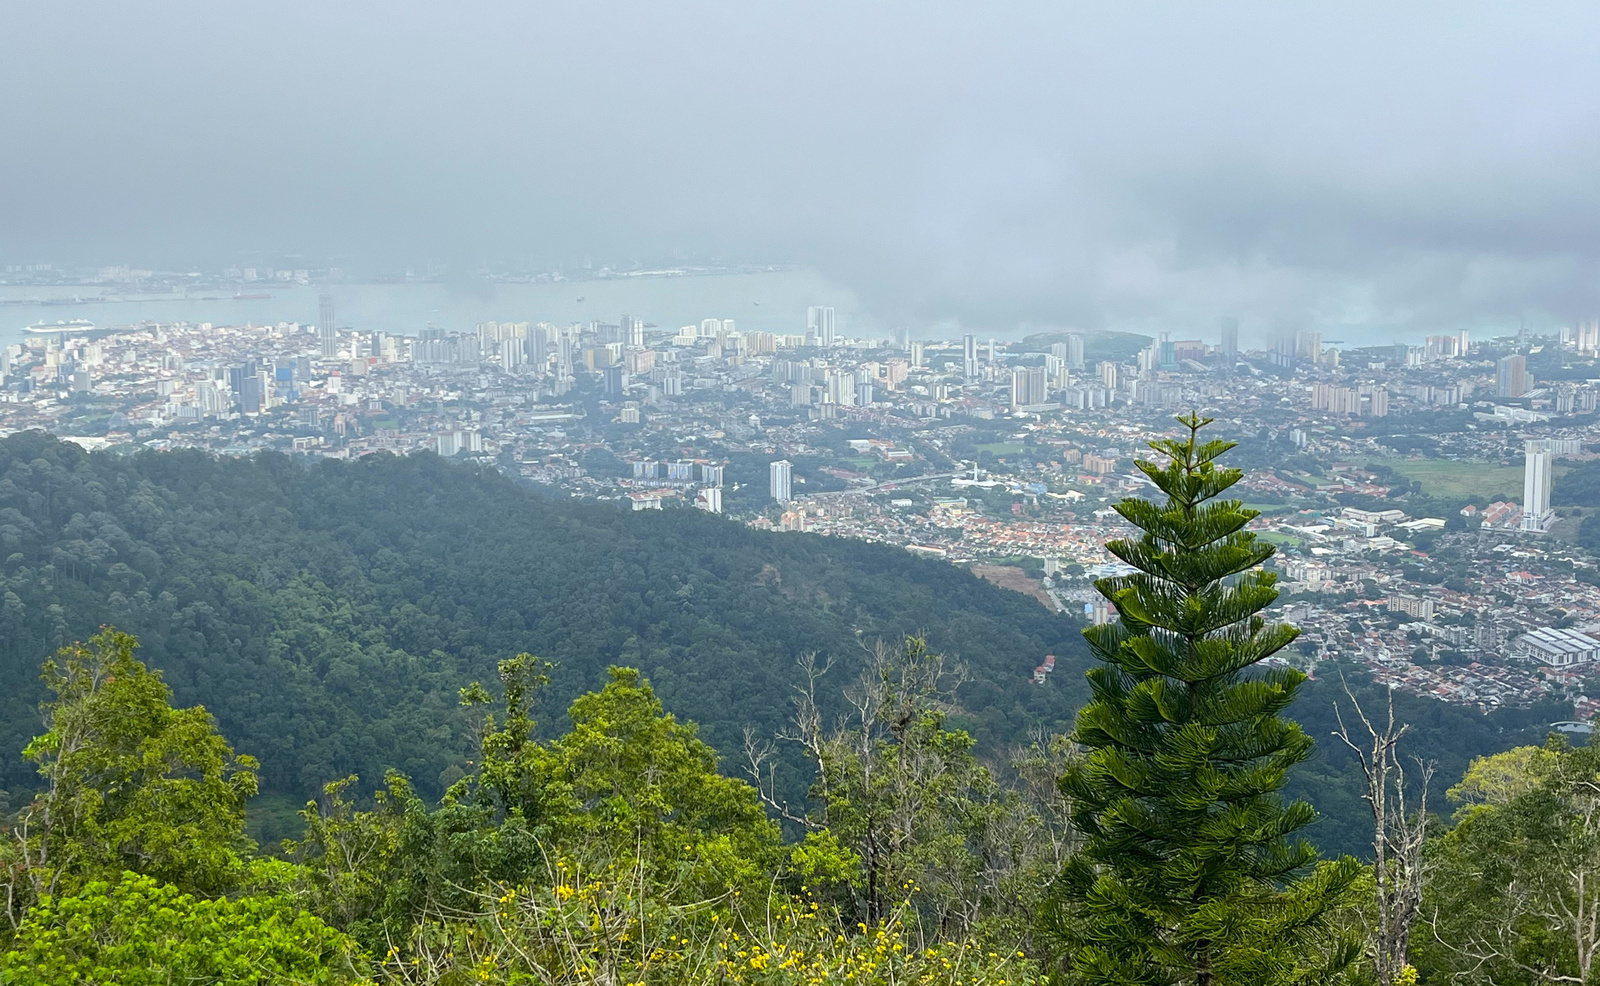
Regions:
[[6, 255, 1600, 723]]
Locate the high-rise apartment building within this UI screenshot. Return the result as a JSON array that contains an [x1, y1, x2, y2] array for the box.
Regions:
[[825, 369, 856, 406], [1067, 333, 1085, 369], [238, 374, 264, 414], [196, 380, 228, 416], [1522, 442, 1553, 532], [621, 314, 644, 347], [769, 459, 793, 502], [1310, 383, 1361, 414], [962, 334, 979, 379], [1011, 366, 1048, 409], [227, 360, 257, 395], [1220, 317, 1239, 366], [1044, 354, 1066, 388], [1498, 354, 1528, 398], [1575, 320, 1600, 355], [557, 336, 574, 378], [318, 294, 337, 358], [1424, 334, 1462, 360], [807, 306, 836, 347]]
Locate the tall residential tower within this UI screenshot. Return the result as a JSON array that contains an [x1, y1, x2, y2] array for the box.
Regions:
[[807, 307, 836, 347], [1219, 317, 1239, 367], [1522, 441, 1554, 533], [770, 459, 793, 502], [1498, 354, 1529, 398], [318, 294, 338, 358]]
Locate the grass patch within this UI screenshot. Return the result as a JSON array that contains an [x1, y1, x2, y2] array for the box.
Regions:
[[1384, 459, 1557, 501], [1242, 502, 1295, 516], [246, 791, 306, 854], [1258, 531, 1306, 549]]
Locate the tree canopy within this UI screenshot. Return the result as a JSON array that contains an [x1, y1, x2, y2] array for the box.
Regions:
[[0, 431, 1083, 811], [1044, 414, 1361, 986]]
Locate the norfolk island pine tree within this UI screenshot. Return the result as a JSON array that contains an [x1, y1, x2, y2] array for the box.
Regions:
[[1042, 414, 1363, 986]]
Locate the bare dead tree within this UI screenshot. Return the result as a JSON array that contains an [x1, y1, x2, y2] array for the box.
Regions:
[[1334, 677, 1435, 986], [746, 639, 991, 930], [1010, 725, 1080, 869], [742, 651, 832, 828]]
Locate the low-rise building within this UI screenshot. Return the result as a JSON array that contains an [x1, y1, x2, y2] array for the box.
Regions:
[[1512, 626, 1600, 667]]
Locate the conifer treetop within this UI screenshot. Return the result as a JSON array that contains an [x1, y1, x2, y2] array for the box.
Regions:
[[1046, 413, 1361, 986]]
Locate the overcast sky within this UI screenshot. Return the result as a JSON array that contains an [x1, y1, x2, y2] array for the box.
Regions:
[[4, 2, 1599, 338]]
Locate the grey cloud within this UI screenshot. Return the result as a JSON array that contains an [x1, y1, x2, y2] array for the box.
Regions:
[[3, 1, 1599, 342]]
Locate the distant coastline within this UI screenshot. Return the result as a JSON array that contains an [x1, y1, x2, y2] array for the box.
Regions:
[[0, 268, 867, 348]]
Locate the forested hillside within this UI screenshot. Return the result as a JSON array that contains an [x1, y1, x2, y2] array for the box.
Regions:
[[0, 432, 1083, 807], [0, 431, 1566, 858], [1286, 673, 1567, 853]]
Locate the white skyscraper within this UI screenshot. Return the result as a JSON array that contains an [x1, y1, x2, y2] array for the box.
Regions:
[[770, 459, 793, 502], [1522, 442, 1554, 532], [807, 306, 836, 347], [1044, 354, 1066, 388], [962, 334, 979, 379]]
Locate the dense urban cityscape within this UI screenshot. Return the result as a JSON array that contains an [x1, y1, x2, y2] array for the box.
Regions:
[[7, 266, 1600, 719]]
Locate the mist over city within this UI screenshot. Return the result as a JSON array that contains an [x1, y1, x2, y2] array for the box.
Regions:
[[6, 2, 1600, 337]]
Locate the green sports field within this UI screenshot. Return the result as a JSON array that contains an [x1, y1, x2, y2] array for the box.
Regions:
[[977, 442, 1027, 456], [1382, 459, 1552, 501]]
